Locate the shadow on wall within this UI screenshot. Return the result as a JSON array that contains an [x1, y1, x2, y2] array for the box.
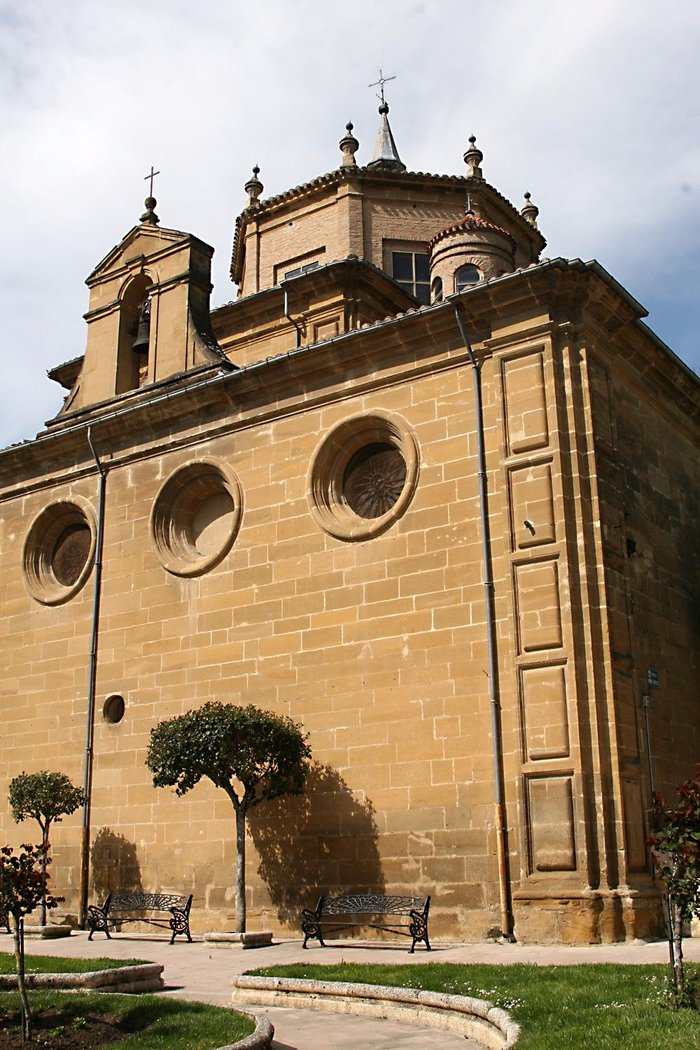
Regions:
[[248, 762, 385, 925], [91, 828, 143, 900]]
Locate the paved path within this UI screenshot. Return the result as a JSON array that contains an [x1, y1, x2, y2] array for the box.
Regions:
[[6, 930, 699, 1049]]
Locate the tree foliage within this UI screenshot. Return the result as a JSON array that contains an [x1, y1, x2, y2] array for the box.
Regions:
[[147, 702, 310, 811], [649, 767, 700, 1007], [0, 844, 60, 1040], [147, 702, 311, 932], [9, 771, 85, 833], [8, 771, 84, 927]]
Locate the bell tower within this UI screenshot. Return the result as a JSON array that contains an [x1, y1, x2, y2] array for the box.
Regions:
[[53, 182, 226, 419]]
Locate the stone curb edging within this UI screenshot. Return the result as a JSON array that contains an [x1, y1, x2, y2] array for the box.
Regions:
[[0, 963, 164, 994], [232, 976, 520, 1049], [215, 1014, 274, 1050]]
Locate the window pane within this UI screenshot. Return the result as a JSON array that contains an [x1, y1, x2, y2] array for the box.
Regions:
[[414, 254, 430, 281], [415, 283, 430, 304], [343, 443, 407, 519], [392, 252, 414, 281], [455, 264, 480, 291]]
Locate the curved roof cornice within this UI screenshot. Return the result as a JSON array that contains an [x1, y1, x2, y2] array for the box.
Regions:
[[229, 165, 546, 283]]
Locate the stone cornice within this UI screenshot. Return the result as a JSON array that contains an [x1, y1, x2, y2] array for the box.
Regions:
[[2, 258, 697, 495], [229, 166, 547, 284]]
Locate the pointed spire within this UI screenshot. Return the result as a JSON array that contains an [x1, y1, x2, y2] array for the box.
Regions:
[[367, 68, 405, 172], [521, 191, 539, 228], [464, 135, 483, 179], [367, 100, 406, 171], [244, 165, 264, 206], [339, 121, 359, 167]]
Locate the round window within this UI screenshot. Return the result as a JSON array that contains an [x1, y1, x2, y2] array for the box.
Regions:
[[23, 500, 96, 605], [151, 460, 243, 576], [308, 413, 419, 541], [342, 443, 408, 518]]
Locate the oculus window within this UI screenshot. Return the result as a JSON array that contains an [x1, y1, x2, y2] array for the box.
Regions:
[[151, 460, 243, 577], [308, 412, 419, 541], [24, 500, 95, 605]]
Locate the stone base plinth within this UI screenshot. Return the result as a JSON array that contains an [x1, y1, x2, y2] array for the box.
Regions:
[[204, 931, 273, 949], [513, 886, 664, 944], [23, 925, 72, 939]]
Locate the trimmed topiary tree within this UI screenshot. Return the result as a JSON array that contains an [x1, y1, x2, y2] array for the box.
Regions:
[[8, 771, 85, 926], [147, 702, 311, 932], [649, 767, 700, 1007], [0, 844, 60, 1040]]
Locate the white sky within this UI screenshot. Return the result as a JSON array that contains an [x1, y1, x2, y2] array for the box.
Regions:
[[1, 0, 698, 448]]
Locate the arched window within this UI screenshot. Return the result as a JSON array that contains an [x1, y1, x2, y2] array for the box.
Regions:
[[431, 277, 443, 303], [455, 265, 480, 292]]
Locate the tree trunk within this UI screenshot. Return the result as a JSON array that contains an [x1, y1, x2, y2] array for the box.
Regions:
[[666, 893, 685, 1003], [40, 825, 50, 928], [234, 805, 246, 933], [11, 912, 31, 1041]]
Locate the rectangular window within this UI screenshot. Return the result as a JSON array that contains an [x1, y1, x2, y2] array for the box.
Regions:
[[391, 250, 430, 304], [274, 250, 324, 285], [283, 261, 320, 280]]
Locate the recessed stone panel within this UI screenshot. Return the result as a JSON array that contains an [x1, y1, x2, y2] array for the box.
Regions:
[[521, 663, 570, 760], [502, 351, 549, 455], [622, 776, 648, 872], [527, 775, 577, 872], [515, 560, 563, 653], [614, 675, 641, 761], [510, 461, 556, 549]]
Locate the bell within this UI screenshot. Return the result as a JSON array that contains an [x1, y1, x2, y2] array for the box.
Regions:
[[132, 298, 151, 354]]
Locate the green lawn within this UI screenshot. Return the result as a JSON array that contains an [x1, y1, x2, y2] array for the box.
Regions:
[[0, 952, 145, 974], [0, 990, 255, 1049], [249, 961, 700, 1050]]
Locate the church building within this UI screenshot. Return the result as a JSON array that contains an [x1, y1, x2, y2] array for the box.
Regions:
[[1, 97, 698, 944]]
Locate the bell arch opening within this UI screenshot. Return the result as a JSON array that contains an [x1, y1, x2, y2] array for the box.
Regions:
[[116, 273, 153, 394]]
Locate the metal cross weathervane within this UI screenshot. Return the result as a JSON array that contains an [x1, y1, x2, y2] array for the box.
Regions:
[[369, 69, 397, 104]]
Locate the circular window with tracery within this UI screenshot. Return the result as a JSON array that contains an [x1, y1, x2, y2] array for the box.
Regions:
[[151, 460, 243, 576], [308, 413, 419, 541], [23, 500, 96, 605]]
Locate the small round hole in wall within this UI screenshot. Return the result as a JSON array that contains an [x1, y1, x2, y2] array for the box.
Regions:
[[103, 695, 125, 724]]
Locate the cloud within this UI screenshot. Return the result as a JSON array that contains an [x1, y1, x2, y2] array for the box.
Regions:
[[0, 0, 698, 446]]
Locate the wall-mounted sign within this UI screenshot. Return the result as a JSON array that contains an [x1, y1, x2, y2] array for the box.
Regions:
[[647, 668, 659, 689]]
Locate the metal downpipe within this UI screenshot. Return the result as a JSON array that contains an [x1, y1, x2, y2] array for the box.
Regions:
[[453, 303, 514, 940], [283, 285, 303, 349], [78, 426, 106, 927]]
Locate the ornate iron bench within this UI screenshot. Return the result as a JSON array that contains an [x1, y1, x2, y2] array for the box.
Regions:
[[301, 893, 431, 953], [87, 892, 193, 944]]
